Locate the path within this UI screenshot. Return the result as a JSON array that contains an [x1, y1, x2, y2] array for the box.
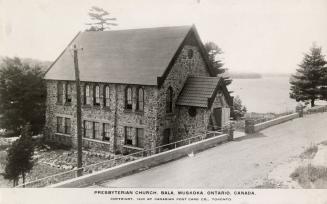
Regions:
[[93, 112, 327, 188]]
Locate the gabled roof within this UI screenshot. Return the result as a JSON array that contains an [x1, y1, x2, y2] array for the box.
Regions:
[[44, 25, 214, 86], [176, 76, 231, 108]]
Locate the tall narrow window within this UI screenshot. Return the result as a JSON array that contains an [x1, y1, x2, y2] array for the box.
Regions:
[[57, 82, 64, 104], [136, 128, 144, 148], [83, 120, 93, 138], [56, 117, 63, 133], [84, 84, 91, 105], [103, 123, 110, 141], [93, 85, 100, 106], [93, 122, 101, 140], [103, 86, 110, 107], [125, 87, 132, 110], [65, 82, 72, 103], [124, 126, 133, 145], [64, 118, 71, 134], [166, 87, 173, 113], [136, 87, 144, 111]]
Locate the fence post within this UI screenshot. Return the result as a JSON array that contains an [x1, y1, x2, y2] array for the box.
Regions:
[[245, 119, 255, 134], [296, 105, 304, 117]]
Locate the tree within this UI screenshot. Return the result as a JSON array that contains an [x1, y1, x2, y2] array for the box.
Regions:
[[290, 44, 327, 107], [233, 95, 247, 120], [0, 57, 46, 135], [85, 6, 117, 31], [204, 42, 232, 85], [4, 124, 35, 187]]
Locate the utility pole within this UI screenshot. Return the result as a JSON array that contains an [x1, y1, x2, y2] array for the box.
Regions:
[[73, 44, 83, 177]]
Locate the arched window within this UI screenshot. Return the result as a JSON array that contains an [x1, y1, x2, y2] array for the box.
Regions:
[[84, 84, 91, 105], [125, 86, 132, 109], [166, 87, 173, 113], [93, 85, 100, 106], [136, 87, 144, 111], [65, 82, 72, 103], [103, 85, 110, 107], [57, 82, 64, 104]]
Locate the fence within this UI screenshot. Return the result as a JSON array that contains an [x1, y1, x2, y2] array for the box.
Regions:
[[16, 131, 223, 188]]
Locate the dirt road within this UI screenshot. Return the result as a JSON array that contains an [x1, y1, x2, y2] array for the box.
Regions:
[[95, 112, 327, 188]]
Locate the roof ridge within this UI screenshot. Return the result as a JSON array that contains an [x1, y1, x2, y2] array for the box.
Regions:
[[82, 25, 193, 34]]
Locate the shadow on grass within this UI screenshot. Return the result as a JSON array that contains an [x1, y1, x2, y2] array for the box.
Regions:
[[233, 132, 267, 142]]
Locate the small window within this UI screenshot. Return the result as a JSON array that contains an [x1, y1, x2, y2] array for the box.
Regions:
[[136, 87, 144, 111], [84, 84, 92, 105], [103, 86, 110, 107], [57, 82, 64, 104], [125, 87, 132, 110], [188, 107, 197, 117], [65, 82, 72, 103], [187, 49, 194, 59], [166, 87, 173, 113], [64, 118, 71, 134], [83, 120, 93, 138], [94, 122, 101, 139], [56, 117, 63, 133], [125, 126, 133, 145], [103, 123, 110, 141]]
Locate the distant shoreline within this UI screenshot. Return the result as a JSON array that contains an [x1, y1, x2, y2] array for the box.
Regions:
[[229, 72, 291, 79]]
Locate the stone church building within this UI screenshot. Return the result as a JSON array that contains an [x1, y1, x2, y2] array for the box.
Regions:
[[44, 25, 232, 153]]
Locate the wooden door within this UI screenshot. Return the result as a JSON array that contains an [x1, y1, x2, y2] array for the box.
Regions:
[[213, 108, 222, 128]]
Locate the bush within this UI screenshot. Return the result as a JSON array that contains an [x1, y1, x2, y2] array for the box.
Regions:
[[290, 164, 327, 188], [233, 95, 247, 120]]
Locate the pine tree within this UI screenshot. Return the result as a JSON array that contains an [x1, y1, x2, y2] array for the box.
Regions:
[[4, 124, 34, 187], [85, 6, 117, 31], [0, 57, 46, 135], [290, 44, 327, 107], [204, 42, 232, 85]]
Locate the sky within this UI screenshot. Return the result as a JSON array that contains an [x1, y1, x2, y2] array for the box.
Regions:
[[0, 0, 327, 74]]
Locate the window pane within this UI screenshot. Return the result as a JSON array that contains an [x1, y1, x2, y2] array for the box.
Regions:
[[125, 87, 132, 109], [85, 85, 92, 105], [125, 126, 133, 145], [57, 117, 63, 133], [57, 82, 63, 103], [104, 86, 110, 107], [136, 128, 144, 148], [94, 85, 100, 105], [166, 87, 173, 113], [103, 123, 110, 141], [94, 122, 101, 140], [84, 121, 93, 138], [65, 82, 72, 103], [64, 118, 71, 134], [137, 88, 144, 111]]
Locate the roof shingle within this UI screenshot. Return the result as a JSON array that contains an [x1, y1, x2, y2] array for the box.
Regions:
[[176, 76, 222, 108]]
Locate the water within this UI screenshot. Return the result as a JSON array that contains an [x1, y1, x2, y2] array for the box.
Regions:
[[229, 76, 298, 113]]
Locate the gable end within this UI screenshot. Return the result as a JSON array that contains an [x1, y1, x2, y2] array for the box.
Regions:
[[158, 25, 216, 88]]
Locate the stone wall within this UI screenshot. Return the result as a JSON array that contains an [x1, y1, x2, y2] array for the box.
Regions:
[[174, 107, 210, 142], [156, 44, 211, 146], [245, 113, 299, 134], [45, 80, 158, 153]]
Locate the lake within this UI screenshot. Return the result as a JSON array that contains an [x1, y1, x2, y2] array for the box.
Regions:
[[229, 76, 300, 113]]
